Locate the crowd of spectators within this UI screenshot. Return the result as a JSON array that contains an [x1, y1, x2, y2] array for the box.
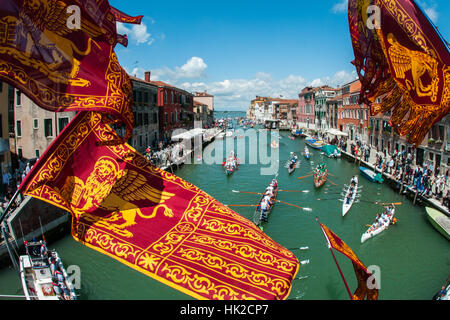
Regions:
[[334, 135, 450, 212]]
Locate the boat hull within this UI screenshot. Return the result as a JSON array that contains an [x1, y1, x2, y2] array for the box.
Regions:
[[288, 160, 297, 174], [314, 170, 327, 188], [342, 177, 358, 217], [361, 208, 395, 243], [425, 207, 450, 240], [254, 180, 278, 227], [359, 166, 383, 183]]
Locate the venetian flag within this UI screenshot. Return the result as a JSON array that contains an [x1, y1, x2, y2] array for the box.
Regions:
[[0, 0, 137, 140], [348, 0, 450, 146], [19, 111, 300, 300], [317, 219, 378, 300]]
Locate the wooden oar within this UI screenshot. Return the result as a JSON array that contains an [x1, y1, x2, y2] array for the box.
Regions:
[[226, 204, 258, 207], [376, 202, 402, 206], [279, 189, 310, 193], [276, 200, 312, 212], [326, 178, 338, 186], [297, 173, 313, 180], [232, 190, 263, 195]]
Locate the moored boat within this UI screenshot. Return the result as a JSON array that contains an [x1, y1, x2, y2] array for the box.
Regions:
[[361, 205, 395, 243], [20, 241, 77, 300], [305, 138, 325, 150], [359, 166, 383, 183], [313, 164, 327, 188], [425, 207, 450, 240], [342, 176, 358, 217], [253, 178, 278, 229], [322, 144, 341, 158]]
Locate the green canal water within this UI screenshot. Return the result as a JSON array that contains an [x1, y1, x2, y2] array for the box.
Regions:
[[0, 127, 448, 300]]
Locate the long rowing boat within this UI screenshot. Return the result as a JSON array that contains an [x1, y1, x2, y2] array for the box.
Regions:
[[253, 178, 278, 229], [342, 176, 358, 217], [361, 205, 395, 243]]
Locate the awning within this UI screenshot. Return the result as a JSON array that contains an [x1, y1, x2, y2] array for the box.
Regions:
[[324, 129, 348, 137], [171, 128, 205, 140]]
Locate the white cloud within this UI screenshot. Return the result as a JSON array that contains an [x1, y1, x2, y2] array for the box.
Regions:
[[138, 56, 357, 109], [116, 21, 154, 45], [152, 57, 208, 81], [424, 7, 439, 23], [417, 1, 439, 23], [332, 0, 348, 14]]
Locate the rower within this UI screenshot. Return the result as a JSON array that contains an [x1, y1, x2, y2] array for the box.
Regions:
[[270, 179, 278, 188], [260, 199, 269, 222]]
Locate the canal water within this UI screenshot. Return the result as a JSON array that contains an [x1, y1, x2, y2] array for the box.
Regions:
[[0, 123, 448, 300]]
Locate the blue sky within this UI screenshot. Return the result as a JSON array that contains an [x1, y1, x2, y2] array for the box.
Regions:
[[111, 0, 450, 111]]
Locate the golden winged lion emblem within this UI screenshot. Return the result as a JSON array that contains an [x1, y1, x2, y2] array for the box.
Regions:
[[57, 157, 175, 238], [387, 33, 440, 102], [1, 0, 107, 86]]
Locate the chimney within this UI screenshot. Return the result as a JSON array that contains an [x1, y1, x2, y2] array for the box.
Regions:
[[145, 71, 151, 82]]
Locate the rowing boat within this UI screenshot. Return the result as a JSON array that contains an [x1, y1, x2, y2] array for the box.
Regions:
[[314, 165, 327, 188], [304, 147, 311, 160], [425, 207, 450, 240], [342, 176, 358, 217], [359, 166, 383, 183], [222, 152, 239, 176], [288, 154, 298, 174], [361, 205, 395, 243], [253, 179, 278, 229]]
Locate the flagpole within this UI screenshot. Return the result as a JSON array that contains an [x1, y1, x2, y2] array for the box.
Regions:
[[329, 246, 353, 300], [316, 217, 353, 300]]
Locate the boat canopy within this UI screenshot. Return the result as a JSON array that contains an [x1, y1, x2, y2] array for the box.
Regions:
[[322, 144, 340, 156]]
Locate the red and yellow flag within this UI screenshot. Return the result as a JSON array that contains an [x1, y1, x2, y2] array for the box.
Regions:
[[348, 0, 450, 146], [0, 0, 135, 139], [19, 111, 299, 300], [318, 221, 378, 300]]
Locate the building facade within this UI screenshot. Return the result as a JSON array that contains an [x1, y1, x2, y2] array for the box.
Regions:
[[0, 81, 13, 176], [297, 87, 316, 128], [335, 79, 370, 142], [146, 72, 194, 142], [129, 75, 160, 152], [12, 88, 77, 162], [194, 91, 214, 127]]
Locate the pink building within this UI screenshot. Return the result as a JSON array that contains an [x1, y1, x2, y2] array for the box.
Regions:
[[297, 87, 316, 128]]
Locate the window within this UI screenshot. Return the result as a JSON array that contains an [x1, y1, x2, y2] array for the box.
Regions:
[[44, 119, 53, 137], [58, 117, 69, 133], [35, 150, 40, 158], [33, 119, 39, 129], [164, 113, 168, 124], [171, 112, 174, 124], [16, 120, 21, 137], [16, 90, 21, 106], [18, 148, 22, 159]]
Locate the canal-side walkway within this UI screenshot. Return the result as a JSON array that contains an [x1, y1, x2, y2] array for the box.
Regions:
[[337, 138, 450, 217]]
